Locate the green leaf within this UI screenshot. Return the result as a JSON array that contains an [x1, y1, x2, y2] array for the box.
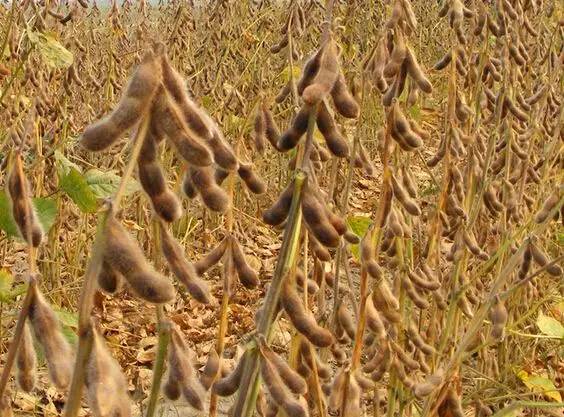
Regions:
[[27, 29, 73, 69], [54, 151, 81, 175], [279, 65, 301, 83], [346, 215, 373, 260], [60, 326, 78, 346], [0, 269, 13, 302], [517, 370, 562, 402], [537, 311, 564, 339], [84, 169, 139, 199], [347, 215, 372, 237], [0, 191, 57, 238], [58, 166, 98, 213], [54, 308, 78, 328], [33, 197, 57, 233]]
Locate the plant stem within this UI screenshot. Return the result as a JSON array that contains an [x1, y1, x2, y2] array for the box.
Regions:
[[145, 317, 172, 417], [231, 171, 306, 417], [0, 280, 36, 399], [64, 116, 150, 417]]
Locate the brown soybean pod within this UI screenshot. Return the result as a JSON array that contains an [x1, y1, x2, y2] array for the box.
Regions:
[[253, 105, 266, 153], [301, 190, 341, 247], [281, 278, 334, 347], [238, 163, 267, 195], [86, 331, 131, 417], [212, 351, 248, 396], [230, 237, 259, 288], [152, 88, 214, 167], [263, 180, 295, 226], [7, 153, 43, 247], [297, 50, 323, 95], [138, 161, 182, 223], [257, 336, 307, 395], [28, 287, 73, 389], [337, 303, 356, 340], [278, 105, 311, 151], [97, 261, 123, 294], [103, 216, 175, 304], [330, 71, 360, 118], [160, 224, 211, 304], [530, 243, 563, 276], [159, 50, 214, 140], [534, 191, 560, 224], [16, 322, 36, 393], [262, 105, 282, 151], [302, 39, 340, 105], [200, 349, 220, 390], [194, 238, 228, 275], [316, 100, 349, 158], [80, 50, 161, 152], [391, 172, 421, 216], [259, 355, 307, 417], [189, 165, 230, 212], [405, 47, 432, 93]]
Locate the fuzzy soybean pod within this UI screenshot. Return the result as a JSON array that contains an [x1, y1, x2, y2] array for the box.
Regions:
[[262, 105, 282, 150], [281, 277, 334, 348], [238, 163, 266, 194], [297, 50, 324, 95], [151, 88, 214, 167], [530, 243, 563, 276], [365, 294, 386, 340], [253, 106, 266, 154], [391, 172, 421, 216], [263, 180, 295, 226], [278, 105, 311, 151], [81, 50, 161, 151], [331, 71, 360, 118], [260, 354, 308, 417], [159, 49, 214, 141], [489, 296, 508, 341], [337, 303, 356, 340], [7, 153, 43, 247], [165, 329, 205, 410], [204, 124, 239, 172], [298, 339, 331, 380], [28, 287, 73, 389], [97, 261, 123, 294], [16, 322, 36, 393], [189, 165, 230, 212], [138, 159, 182, 223], [534, 190, 560, 224], [301, 189, 341, 247], [413, 371, 443, 399], [258, 336, 307, 395], [405, 47, 432, 94], [103, 215, 175, 304], [231, 236, 259, 288], [316, 100, 349, 158], [194, 237, 228, 275], [200, 348, 220, 391], [302, 39, 340, 105], [160, 224, 211, 304], [86, 331, 131, 417], [213, 351, 248, 396], [391, 102, 423, 149]]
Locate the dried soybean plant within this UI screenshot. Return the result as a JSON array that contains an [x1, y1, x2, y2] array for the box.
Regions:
[[0, 121, 73, 415], [1, 1, 563, 416]]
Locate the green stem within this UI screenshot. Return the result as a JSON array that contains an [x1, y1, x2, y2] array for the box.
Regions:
[[231, 171, 306, 417], [144, 317, 172, 417]]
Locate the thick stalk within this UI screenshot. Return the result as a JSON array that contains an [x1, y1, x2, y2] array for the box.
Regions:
[[64, 116, 150, 417], [231, 171, 306, 417], [144, 316, 171, 417]]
